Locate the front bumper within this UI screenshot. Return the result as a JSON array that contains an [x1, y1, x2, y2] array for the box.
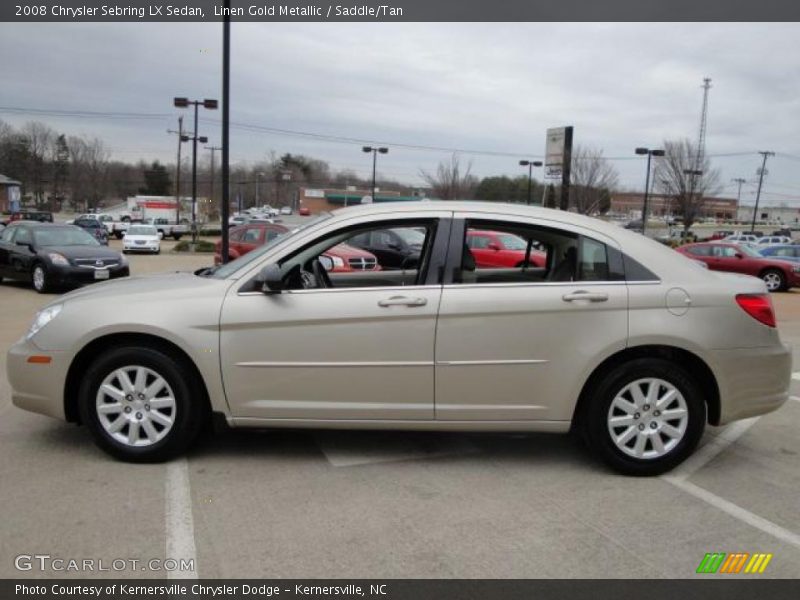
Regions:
[[51, 264, 129, 286], [712, 343, 792, 425], [7, 337, 69, 420], [123, 243, 159, 252]]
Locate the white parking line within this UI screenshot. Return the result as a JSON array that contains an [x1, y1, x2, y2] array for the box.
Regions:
[[165, 458, 199, 579], [666, 477, 800, 550], [665, 418, 759, 482], [663, 417, 800, 550], [791, 395, 800, 403], [792, 372, 800, 381]]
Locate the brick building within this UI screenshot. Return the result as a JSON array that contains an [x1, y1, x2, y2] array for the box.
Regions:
[[610, 192, 737, 220]]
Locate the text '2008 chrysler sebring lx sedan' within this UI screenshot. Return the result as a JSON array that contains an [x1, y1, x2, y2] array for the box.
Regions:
[[7, 202, 791, 475]]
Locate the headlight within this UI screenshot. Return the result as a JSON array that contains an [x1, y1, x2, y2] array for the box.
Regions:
[[47, 252, 70, 266], [27, 304, 63, 340]]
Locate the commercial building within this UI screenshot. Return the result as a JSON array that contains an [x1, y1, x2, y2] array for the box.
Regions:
[[736, 205, 800, 225], [610, 192, 738, 220], [298, 187, 425, 214]]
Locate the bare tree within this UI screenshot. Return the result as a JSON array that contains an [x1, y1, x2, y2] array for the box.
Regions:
[[654, 138, 721, 231], [568, 145, 619, 215], [68, 136, 110, 212], [419, 153, 478, 200], [22, 121, 55, 208]]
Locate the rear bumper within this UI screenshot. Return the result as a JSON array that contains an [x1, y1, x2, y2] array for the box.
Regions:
[[7, 338, 69, 420], [712, 343, 792, 425]]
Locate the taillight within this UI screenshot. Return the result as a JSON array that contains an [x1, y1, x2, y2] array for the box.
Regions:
[[735, 294, 776, 328]]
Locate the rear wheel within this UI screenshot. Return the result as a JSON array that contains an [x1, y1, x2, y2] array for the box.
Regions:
[[78, 346, 209, 462], [761, 269, 786, 292], [173, 234, 182, 241], [581, 358, 705, 476], [32, 263, 50, 293]]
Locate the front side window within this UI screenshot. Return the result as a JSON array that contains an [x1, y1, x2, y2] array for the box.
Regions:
[[242, 228, 263, 243], [687, 245, 711, 257], [14, 227, 31, 245]]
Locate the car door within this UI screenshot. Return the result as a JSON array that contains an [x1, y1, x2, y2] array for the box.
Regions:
[[434, 215, 628, 422], [219, 211, 451, 421], [6, 225, 35, 279], [0, 226, 17, 276], [712, 245, 750, 274]]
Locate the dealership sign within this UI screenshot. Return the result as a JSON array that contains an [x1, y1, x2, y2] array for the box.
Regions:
[[544, 126, 572, 180]]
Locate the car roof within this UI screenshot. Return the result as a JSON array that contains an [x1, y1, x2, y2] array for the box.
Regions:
[[7, 221, 71, 228]]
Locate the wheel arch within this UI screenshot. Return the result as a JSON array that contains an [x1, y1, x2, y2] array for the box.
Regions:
[[64, 332, 211, 424], [571, 344, 721, 429]]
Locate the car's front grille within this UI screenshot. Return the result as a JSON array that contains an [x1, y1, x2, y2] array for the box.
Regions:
[[348, 257, 378, 270], [73, 258, 120, 269]]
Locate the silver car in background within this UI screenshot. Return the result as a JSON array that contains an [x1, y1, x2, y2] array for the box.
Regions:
[[7, 202, 791, 475]]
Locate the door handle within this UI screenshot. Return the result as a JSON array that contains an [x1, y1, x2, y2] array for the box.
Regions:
[[562, 290, 609, 303], [378, 296, 428, 307]]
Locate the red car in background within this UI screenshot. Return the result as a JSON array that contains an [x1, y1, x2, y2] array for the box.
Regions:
[[676, 241, 800, 292], [214, 222, 380, 272], [466, 229, 546, 268]]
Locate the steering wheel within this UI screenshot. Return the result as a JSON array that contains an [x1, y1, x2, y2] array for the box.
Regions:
[[311, 259, 332, 289]]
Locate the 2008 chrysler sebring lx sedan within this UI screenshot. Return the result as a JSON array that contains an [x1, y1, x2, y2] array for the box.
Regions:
[[7, 202, 791, 475]]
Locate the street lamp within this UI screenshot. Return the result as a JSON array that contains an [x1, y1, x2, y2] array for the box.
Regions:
[[362, 146, 388, 202], [635, 147, 665, 234], [518, 160, 543, 205], [174, 97, 218, 243]]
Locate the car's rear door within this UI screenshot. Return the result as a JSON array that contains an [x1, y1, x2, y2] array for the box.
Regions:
[[434, 213, 628, 422]]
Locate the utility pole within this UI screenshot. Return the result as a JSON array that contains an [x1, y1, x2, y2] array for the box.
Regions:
[[751, 152, 775, 233], [205, 145, 222, 219], [167, 116, 188, 224], [731, 177, 746, 207]]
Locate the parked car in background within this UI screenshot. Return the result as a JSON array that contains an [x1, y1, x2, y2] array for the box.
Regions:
[[708, 230, 734, 241], [215, 223, 289, 263], [280, 206, 292, 215], [122, 225, 161, 254], [1, 210, 54, 225], [348, 226, 425, 269], [0, 222, 129, 292], [759, 245, 800, 264], [676, 242, 800, 291], [72, 213, 130, 239], [213, 221, 380, 272], [755, 235, 792, 247], [466, 229, 546, 268], [624, 219, 643, 232], [7, 202, 790, 476], [229, 214, 248, 227], [72, 216, 109, 245], [299, 207, 311, 216], [140, 217, 186, 240], [725, 233, 759, 244]]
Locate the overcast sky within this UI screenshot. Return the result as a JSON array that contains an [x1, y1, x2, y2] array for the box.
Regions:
[[2, 22, 799, 205]]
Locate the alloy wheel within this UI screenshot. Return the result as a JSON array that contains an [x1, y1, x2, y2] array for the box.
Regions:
[[32, 266, 45, 291], [763, 271, 782, 292], [95, 365, 177, 447], [606, 378, 689, 460]]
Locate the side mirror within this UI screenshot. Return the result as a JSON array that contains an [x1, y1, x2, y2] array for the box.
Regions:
[[258, 264, 284, 294], [487, 242, 500, 251], [735, 253, 744, 259], [318, 255, 334, 272]]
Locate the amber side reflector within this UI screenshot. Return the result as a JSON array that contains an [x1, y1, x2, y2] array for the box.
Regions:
[[27, 355, 52, 364], [736, 294, 777, 328]]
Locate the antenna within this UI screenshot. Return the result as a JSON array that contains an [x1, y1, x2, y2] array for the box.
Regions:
[[694, 77, 712, 170]]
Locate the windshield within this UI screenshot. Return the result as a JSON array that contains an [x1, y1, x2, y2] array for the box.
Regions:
[[34, 227, 99, 247], [127, 226, 157, 236], [203, 213, 333, 278]]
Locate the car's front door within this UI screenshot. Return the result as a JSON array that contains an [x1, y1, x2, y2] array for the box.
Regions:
[[219, 213, 451, 421], [434, 215, 629, 422]]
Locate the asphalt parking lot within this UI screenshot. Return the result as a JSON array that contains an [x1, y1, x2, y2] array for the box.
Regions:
[[1, 244, 799, 579]]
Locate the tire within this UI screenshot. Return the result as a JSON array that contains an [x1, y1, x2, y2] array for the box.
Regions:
[[173, 234, 182, 241], [581, 358, 705, 476], [115, 232, 124, 240], [78, 346, 209, 462], [31, 263, 50, 294], [155, 248, 161, 255], [761, 269, 786, 292]]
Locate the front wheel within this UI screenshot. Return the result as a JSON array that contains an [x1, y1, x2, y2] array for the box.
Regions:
[[78, 346, 209, 462], [32, 263, 50, 293], [581, 358, 705, 476], [173, 234, 182, 241], [761, 269, 786, 292]]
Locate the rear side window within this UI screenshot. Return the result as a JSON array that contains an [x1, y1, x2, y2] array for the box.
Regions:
[[579, 237, 612, 281]]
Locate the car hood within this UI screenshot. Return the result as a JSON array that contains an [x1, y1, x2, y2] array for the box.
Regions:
[[57, 270, 228, 304], [40, 245, 120, 259]]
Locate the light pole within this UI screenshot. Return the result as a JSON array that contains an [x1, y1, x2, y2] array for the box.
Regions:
[[255, 171, 266, 208], [167, 116, 189, 224], [174, 97, 218, 243], [518, 160, 543, 205], [205, 145, 222, 219], [635, 147, 665, 234], [751, 151, 775, 233], [362, 146, 388, 202]]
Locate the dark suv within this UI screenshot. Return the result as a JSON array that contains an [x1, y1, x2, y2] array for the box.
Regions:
[[72, 217, 109, 245]]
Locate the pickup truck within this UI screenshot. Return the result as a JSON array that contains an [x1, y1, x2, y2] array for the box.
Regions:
[[140, 217, 188, 240], [71, 213, 130, 239]]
